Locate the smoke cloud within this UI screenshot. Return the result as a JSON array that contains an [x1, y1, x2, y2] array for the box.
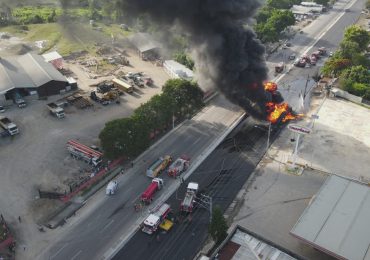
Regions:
[[122, 0, 270, 119]]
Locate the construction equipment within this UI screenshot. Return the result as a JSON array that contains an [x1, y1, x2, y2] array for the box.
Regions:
[[146, 156, 172, 178], [142, 203, 172, 235], [168, 156, 190, 177], [47, 102, 65, 118], [0, 116, 19, 136], [66, 140, 103, 167], [141, 178, 164, 204], [180, 182, 199, 213]]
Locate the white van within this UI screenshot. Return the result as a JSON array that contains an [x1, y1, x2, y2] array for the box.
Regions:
[[106, 181, 118, 195]]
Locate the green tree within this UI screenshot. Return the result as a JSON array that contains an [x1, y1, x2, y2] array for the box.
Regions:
[[343, 25, 370, 51], [367, 0, 370, 9], [209, 206, 228, 244], [255, 6, 273, 23], [255, 9, 295, 43], [99, 118, 150, 159], [266, 0, 299, 9], [321, 57, 351, 76], [174, 52, 195, 70], [340, 65, 370, 84]]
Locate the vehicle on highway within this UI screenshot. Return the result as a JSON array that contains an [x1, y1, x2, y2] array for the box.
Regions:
[[289, 54, 296, 60], [180, 182, 199, 213], [0, 105, 5, 113], [275, 62, 284, 73], [294, 58, 306, 68], [66, 140, 103, 167], [318, 47, 327, 56], [106, 180, 118, 195], [310, 55, 317, 65], [142, 203, 172, 235], [0, 116, 19, 136], [168, 156, 190, 177], [47, 102, 65, 119], [146, 156, 172, 178], [141, 178, 164, 204]]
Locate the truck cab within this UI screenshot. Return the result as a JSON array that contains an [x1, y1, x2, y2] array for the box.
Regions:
[[142, 203, 171, 235]]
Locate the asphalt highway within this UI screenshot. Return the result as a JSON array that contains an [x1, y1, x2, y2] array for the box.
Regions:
[[113, 117, 281, 260], [42, 96, 245, 260], [112, 0, 364, 259]]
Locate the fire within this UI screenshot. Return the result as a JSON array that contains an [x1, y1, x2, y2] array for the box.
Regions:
[[266, 102, 302, 124], [264, 82, 277, 93]]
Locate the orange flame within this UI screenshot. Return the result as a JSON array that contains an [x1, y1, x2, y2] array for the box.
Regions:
[[266, 102, 302, 124], [264, 82, 278, 93]]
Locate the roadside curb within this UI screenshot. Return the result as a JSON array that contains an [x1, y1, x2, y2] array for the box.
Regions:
[[104, 111, 246, 260]]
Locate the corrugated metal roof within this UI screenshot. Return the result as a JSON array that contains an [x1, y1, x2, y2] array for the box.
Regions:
[[129, 33, 161, 53], [217, 229, 298, 260], [164, 60, 194, 80], [42, 51, 62, 62], [0, 53, 66, 93], [291, 175, 370, 260]]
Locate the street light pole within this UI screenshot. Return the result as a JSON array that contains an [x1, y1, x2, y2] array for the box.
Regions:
[[292, 133, 301, 168], [266, 122, 271, 151]]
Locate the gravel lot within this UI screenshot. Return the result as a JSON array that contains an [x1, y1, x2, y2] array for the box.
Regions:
[[0, 48, 170, 248]]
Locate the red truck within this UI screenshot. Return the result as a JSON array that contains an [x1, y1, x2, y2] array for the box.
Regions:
[[66, 140, 103, 167], [141, 178, 164, 204], [167, 156, 190, 177]]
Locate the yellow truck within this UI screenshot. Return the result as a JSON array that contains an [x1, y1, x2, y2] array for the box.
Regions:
[[146, 156, 172, 178]]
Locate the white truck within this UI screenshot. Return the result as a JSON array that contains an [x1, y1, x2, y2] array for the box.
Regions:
[[47, 102, 65, 118], [0, 116, 19, 136], [142, 203, 173, 235], [66, 140, 103, 167], [180, 182, 198, 213], [106, 180, 118, 195]]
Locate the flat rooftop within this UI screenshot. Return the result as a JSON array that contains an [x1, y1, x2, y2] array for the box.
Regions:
[[291, 175, 370, 260]]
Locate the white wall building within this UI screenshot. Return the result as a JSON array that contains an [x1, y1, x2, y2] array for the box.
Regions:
[[163, 60, 194, 80]]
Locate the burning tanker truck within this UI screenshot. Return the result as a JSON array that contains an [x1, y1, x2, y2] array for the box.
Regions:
[[119, 0, 302, 123]]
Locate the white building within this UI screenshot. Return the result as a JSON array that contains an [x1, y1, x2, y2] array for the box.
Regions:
[[163, 60, 194, 80]]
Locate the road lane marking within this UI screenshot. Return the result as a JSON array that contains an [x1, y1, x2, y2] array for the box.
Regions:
[[192, 137, 201, 145], [70, 250, 82, 260], [49, 243, 69, 259], [274, 0, 359, 83], [100, 219, 114, 233]]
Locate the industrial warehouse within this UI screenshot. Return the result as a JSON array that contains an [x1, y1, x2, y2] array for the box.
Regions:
[[0, 53, 70, 105]]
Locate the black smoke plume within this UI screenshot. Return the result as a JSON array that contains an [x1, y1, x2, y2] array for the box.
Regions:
[[122, 0, 270, 119]]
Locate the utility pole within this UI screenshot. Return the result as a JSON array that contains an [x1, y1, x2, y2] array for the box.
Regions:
[[303, 74, 310, 99], [292, 133, 301, 168], [196, 194, 213, 222]]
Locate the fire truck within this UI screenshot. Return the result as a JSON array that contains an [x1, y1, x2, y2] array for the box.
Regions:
[[167, 156, 190, 177], [66, 140, 103, 167], [141, 178, 164, 204], [180, 182, 199, 213], [146, 156, 172, 178], [142, 203, 173, 235]]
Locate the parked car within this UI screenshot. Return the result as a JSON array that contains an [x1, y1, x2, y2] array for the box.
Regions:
[[0, 106, 5, 113], [289, 54, 296, 60]]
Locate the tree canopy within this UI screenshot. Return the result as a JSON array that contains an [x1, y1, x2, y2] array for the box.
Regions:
[[209, 206, 228, 244], [99, 79, 204, 159]]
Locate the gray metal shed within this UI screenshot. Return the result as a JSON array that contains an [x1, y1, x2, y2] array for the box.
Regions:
[[291, 175, 370, 260]]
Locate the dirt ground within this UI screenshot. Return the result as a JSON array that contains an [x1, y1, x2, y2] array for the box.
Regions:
[[0, 45, 171, 255]]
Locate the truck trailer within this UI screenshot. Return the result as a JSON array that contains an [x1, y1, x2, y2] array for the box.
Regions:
[[66, 140, 103, 167], [146, 156, 172, 178], [0, 117, 19, 136], [142, 203, 172, 235], [47, 102, 65, 118], [180, 182, 199, 213], [141, 178, 164, 204]]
